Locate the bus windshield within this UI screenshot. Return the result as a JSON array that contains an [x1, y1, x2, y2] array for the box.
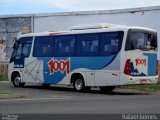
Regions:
[[125, 29, 157, 51], [10, 37, 32, 63]]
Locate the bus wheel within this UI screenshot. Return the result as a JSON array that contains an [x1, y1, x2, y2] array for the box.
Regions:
[[100, 86, 115, 93], [12, 74, 25, 87], [73, 78, 85, 92]]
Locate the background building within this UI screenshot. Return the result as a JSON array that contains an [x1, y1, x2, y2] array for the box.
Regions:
[[0, 6, 160, 61]]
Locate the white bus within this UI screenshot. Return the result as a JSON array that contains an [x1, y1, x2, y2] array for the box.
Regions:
[[8, 23, 158, 92]]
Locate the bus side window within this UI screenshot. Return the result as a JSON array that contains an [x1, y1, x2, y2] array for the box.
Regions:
[[33, 36, 54, 57], [76, 34, 99, 56], [100, 33, 114, 56], [100, 32, 123, 56], [54, 35, 75, 56]]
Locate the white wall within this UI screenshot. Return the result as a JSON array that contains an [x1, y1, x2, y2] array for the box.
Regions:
[[33, 8, 160, 33], [34, 8, 160, 58]]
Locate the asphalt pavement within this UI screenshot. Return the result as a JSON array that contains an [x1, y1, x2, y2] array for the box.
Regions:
[[0, 82, 160, 114]]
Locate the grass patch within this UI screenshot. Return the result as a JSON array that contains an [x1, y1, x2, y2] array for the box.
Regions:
[[0, 75, 8, 81], [0, 92, 25, 99], [118, 83, 160, 92], [0, 94, 25, 99], [0, 92, 11, 94]]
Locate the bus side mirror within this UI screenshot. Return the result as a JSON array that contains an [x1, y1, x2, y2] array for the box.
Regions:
[[13, 42, 18, 49], [13, 37, 18, 49], [9, 56, 15, 63], [13, 43, 16, 49]]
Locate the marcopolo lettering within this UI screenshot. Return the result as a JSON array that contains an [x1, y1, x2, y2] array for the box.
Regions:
[[48, 58, 70, 75]]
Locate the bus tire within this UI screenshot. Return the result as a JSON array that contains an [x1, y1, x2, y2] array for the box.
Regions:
[[12, 73, 25, 87], [100, 86, 115, 93], [73, 77, 86, 92]]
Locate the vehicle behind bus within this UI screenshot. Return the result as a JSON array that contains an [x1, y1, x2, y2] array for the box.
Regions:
[[8, 24, 158, 93]]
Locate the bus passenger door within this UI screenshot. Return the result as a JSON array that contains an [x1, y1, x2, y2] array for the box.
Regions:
[[11, 38, 33, 83], [23, 57, 44, 83], [23, 57, 34, 83]]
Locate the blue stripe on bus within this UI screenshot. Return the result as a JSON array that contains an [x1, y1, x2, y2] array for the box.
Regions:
[[144, 53, 157, 76], [39, 54, 118, 84]]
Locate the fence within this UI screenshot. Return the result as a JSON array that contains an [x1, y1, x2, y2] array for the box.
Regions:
[[0, 61, 8, 78]]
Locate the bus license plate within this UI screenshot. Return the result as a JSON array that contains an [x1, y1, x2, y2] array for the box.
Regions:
[[140, 80, 147, 84]]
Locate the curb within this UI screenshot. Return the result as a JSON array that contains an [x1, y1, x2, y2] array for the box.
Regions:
[[0, 94, 25, 99], [0, 81, 10, 83]]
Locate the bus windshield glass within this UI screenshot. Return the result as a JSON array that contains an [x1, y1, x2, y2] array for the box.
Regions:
[[125, 30, 157, 51], [10, 37, 32, 63]]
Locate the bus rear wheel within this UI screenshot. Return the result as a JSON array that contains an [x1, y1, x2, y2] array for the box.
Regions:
[[12, 73, 25, 87], [100, 86, 115, 93], [73, 77, 86, 92]]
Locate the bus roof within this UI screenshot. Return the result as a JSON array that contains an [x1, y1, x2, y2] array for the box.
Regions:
[[18, 23, 156, 38]]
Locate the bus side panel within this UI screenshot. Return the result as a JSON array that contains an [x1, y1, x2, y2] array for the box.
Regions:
[[85, 72, 95, 86], [22, 57, 44, 83], [37, 54, 120, 85], [94, 54, 121, 86], [15, 53, 121, 86], [8, 62, 23, 82], [120, 51, 158, 85], [94, 71, 120, 86]]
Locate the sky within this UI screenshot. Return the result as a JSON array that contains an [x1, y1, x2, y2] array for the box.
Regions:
[[0, 0, 160, 15]]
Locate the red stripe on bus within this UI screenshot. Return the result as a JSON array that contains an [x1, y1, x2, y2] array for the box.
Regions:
[[49, 32, 65, 36]]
